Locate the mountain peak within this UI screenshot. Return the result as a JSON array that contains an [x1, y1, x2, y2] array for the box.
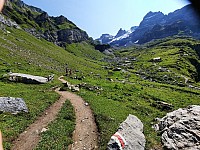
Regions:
[[115, 28, 127, 38], [139, 11, 166, 29], [97, 4, 200, 47], [143, 11, 165, 20]]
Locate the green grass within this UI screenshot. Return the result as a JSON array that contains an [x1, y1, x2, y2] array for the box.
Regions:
[[113, 38, 200, 85], [74, 76, 200, 149], [62, 37, 200, 149], [1, 23, 200, 150], [35, 100, 75, 150], [0, 26, 106, 149], [0, 81, 59, 149], [65, 42, 105, 60], [58, 22, 76, 30]]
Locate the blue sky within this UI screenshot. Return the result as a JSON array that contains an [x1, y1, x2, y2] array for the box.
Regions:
[[23, 0, 190, 39]]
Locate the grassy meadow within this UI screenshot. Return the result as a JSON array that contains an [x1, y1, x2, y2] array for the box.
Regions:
[[0, 26, 105, 149], [1, 25, 200, 150]]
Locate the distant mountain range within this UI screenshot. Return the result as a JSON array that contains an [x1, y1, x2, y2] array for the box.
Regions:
[[97, 4, 200, 47]]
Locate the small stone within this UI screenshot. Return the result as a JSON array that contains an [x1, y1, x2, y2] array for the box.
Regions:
[[35, 130, 39, 134], [41, 128, 48, 133], [85, 102, 89, 106]]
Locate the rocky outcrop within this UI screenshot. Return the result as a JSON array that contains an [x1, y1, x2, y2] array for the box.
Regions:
[[115, 28, 127, 38], [0, 97, 28, 114], [98, 34, 114, 44], [95, 44, 111, 52], [7, 0, 44, 13], [0, 14, 20, 28], [35, 12, 50, 23], [8, 73, 54, 84], [57, 28, 89, 44], [107, 114, 145, 150], [3, 0, 91, 48], [154, 105, 200, 150]]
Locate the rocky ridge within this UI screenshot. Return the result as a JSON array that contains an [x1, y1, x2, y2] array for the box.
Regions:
[[98, 4, 200, 46], [0, 13, 19, 28], [2, 0, 91, 48]]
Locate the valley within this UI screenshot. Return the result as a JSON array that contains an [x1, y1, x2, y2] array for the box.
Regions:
[[0, 0, 200, 150]]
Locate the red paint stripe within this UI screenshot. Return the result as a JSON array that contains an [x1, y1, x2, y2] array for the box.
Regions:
[[113, 134, 125, 149]]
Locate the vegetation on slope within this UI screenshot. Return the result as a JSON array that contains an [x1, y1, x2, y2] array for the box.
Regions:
[[62, 37, 200, 149], [0, 26, 105, 149], [1, 11, 200, 150], [35, 100, 75, 149], [114, 37, 200, 85]]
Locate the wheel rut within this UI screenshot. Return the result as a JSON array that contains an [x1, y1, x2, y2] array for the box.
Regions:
[[11, 76, 98, 150]]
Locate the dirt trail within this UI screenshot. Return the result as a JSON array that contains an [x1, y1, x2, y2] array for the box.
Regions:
[[57, 76, 98, 150], [11, 76, 98, 150]]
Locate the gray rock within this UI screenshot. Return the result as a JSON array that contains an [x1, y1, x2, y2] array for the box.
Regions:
[[8, 73, 52, 84], [0, 97, 28, 114], [57, 28, 89, 44], [113, 68, 122, 71], [151, 57, 162, 62], [152, 101, 174, 111], [154, 105, 200, 150], [107, 114, 146, 150], [0, 14, 20, 29], [71, 85, 80, 92]]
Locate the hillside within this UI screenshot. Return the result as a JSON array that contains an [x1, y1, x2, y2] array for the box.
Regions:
[[0, 4, 105, 149], [2, 0, 93, 48], [75, 37, 200, 149], [113, 37, 200, 85], [1, 0, 200, 150]]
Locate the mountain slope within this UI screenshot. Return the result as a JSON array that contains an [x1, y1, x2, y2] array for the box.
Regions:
[[2, 0, 92, 48], [0, 21, 105, 149], [113, 37, 200, 85], [97, 26, 138, 46], [98, 4, 200, 47], [1, 1, 200, 150]]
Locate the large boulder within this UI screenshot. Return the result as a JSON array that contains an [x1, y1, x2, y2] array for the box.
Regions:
[[8, 73, 53, 84], [107, 114, 146, 150], [0, 97, 28, 114], [154, 105, 200, 150]]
